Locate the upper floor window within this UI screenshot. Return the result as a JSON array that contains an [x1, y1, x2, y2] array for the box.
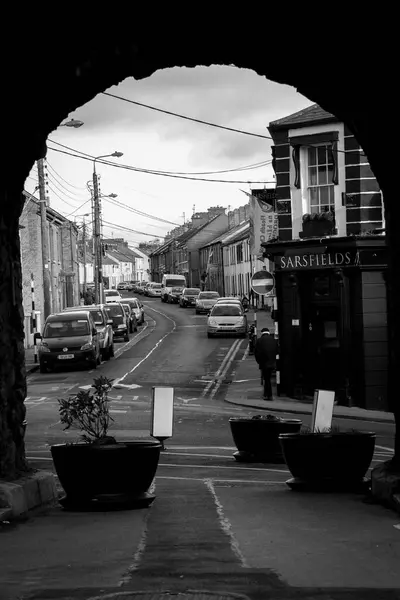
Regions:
[[236, 243, 243, 264], [307, 145, 335, 214]]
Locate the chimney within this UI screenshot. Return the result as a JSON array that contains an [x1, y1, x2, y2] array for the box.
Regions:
[[207, 206, 226, 219], [238, 206, 245, 223]]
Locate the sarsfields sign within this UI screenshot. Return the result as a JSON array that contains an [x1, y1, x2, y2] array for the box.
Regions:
[[277, 251, 360, 271]]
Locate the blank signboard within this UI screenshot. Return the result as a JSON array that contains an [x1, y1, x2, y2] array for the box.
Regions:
[[151, 386, 174, 439], [311, 389, 335, 432]]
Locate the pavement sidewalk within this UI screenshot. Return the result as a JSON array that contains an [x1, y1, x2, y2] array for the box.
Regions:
[[226, 308, 395, 424], [25, 346, 39, 374]]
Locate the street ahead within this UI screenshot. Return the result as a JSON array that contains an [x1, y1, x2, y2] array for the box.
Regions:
[[2, 295, 399, 598]]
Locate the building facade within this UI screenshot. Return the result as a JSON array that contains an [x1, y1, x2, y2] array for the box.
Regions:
[[263, 104, 387, 410], [20, 191, 80, 347]]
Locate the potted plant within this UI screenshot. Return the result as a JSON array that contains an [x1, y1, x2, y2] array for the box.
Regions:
[[229, 414, 302, 463], [51, 376, 162, 510], [300, 211, 336, 238], [279, 426, 376, 492]]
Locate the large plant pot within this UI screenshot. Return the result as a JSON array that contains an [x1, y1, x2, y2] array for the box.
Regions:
[[300, 220, 335, 238], [279, 432, 376, 492], [51, 440, 162, 510], [229, 417, 302, 463]]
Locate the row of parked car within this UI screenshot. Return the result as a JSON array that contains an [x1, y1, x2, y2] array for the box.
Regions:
[[35, 296, 146, 373], [157, 286, 249, 339]]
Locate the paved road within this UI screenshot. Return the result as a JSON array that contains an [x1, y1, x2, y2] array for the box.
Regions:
[[2, 295, 399, 599]]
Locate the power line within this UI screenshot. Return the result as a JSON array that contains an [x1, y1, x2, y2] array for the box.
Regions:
[[102, 195, 180, 226], [47, 144, 273, 184], [46, 161, 87, 191], [46, 163, 87, 197], [102, 91, 273, 141], [46, 172, 83, 203], [47, 183, 77, 208], [65, 198, 92, 218], [102, 219, 166, 238]]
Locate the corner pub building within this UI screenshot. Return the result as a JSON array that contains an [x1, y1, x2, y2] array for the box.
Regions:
[[263, 104, 388, 410]]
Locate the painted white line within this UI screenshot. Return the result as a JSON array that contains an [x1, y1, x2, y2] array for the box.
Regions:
[[158, 462, 289, 473], [108, 395, 123, 401], [241, 346, 250, 361], [118, 480, 156, 585], [211, 339, 243, 399], [27, 456, 52, 461], [201, 339, 240, 398], [204, 478, 248, 567], [376, 445, 394, 453], [116, 305, 177, 384], [110, 410, 127, 414], [113, 320, 151, 359], [158, 475, 284, 485]]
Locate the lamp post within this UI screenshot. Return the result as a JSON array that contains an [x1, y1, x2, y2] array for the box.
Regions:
[[74, 213, 90, 294], [93, 152, 123, 303]]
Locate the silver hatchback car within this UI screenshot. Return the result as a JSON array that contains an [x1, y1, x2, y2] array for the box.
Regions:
[[207, 302, 248, 338]]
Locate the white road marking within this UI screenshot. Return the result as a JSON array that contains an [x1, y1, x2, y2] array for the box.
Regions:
[[113, 382, 142, 389], [116, 305, 177, 384], [108, 395, 123, 401], [158, 462, 289, 473], [204, 478, 248, 568], [113, 319, 151, 359], [376, 445, 394, 453], [241, 346, 250, 361], [201, 339, 240, 398], [158, 475, 284, 485], [210, 339, 243, 399]]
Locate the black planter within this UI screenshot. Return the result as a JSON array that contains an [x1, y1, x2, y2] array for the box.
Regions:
[[51, 440, 162, 510], [229, 417, 302, 463], [279, 432, 376, 492], [300, 220, 335, 238]]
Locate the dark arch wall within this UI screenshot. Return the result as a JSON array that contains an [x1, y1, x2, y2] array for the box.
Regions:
[[1, 18, 398, 476]]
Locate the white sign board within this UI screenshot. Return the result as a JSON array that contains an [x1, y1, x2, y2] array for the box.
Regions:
[[311, 389, 335, 432], [151, 386, 174, 440]]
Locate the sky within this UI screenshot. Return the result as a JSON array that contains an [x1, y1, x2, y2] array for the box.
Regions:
[[24, 66, 311, 247]]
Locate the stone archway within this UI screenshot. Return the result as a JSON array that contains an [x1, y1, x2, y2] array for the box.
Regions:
[[1, 18, 398, 477]]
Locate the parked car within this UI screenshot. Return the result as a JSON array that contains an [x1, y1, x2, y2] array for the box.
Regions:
[[215, 297, 242, 305], [63, 304, 114, 361], [207, 302, 248, 338], [179, 287, 201, 308], [117, 282, 129, 291], [195, 291, 220, 314], [103, 303, 130, 342], [35, 310, 101, 373], [123, 297, 145, 325], [167, 286, 184, 304], [104, 289, 123, 303], [136, 281, 148, 295], [121, 302, 138, 333], [143, 282, 153, 297], [147, 282, 162, 298]]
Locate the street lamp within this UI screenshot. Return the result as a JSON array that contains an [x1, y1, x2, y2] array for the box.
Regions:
[[93, 152, 123, 303], [60, 119, 84, 128]]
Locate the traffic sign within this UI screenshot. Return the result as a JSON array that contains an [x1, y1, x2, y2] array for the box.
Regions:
[[251, 270, 275, 296]]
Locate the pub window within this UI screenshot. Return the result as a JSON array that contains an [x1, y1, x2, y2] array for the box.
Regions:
[[308, 145, 335, 214]]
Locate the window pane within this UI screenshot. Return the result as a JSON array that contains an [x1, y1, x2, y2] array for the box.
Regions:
[[318, 146, 327, 165], [329, 186, 335, 205], [327, 146, 334, 164], [309, 187, 318, 207], [308, 147, 317, 166], [318, 166, 327, 185], [320, 186, 330, 205], [308, 167, 317, 185], [327, 164, 334, 183]]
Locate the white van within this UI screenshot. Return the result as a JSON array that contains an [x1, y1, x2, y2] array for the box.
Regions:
[[161, 273, 187, 303]]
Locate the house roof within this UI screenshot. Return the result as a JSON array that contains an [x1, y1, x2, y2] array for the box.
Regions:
[[149, 238, 175, 257], [268, 103, 338, 131], [176, 216, 220, 248], [106, 249, 136, 263], [222, 221, 250, 246], [200, 220, 249, 249]]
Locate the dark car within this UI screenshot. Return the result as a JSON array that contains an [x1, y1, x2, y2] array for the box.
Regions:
[[179, 287, 201, 308], [168, 286, 184, 304], [121, 302, 138, 333], [104, 303, 130, 342], [36, 310, 101, 372], [63, 304, 114, 361]]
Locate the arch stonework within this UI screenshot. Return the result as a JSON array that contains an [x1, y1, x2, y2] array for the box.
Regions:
[[1, 21, 398, 477]]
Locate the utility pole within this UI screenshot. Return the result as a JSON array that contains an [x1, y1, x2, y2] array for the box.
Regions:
[[37, 158, 52, 320], [82, 218, 87, 291], [93, 167, 102, 303]]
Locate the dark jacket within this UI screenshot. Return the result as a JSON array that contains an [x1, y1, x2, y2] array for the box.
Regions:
[[254, 333, 277, 369]]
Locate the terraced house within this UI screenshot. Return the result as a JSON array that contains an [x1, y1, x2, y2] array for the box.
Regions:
[[263, 104, 387, 410]]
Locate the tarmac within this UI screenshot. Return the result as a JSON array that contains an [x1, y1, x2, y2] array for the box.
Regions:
[[225, 308, 395, 424], [25, 346, 39, 375]]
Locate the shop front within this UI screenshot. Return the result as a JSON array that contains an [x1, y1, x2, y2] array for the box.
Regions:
[[263, 236, 388, 410]]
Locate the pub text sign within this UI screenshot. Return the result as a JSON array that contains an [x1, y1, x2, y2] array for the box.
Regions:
[[278, 251, 360, 271]]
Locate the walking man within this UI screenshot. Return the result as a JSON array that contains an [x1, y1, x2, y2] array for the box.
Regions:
[[254, 327, 277, 401]]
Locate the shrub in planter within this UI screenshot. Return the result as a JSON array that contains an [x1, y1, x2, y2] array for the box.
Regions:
[[229, 414, 302, 463], [52, 376, 161, 510], [279, 426, 376, 492]]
